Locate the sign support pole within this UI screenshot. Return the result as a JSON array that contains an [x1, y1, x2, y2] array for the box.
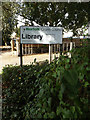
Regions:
[[60, 44, 63, 56], [20, 43, 22, 67], [49, 44, 52, 64]]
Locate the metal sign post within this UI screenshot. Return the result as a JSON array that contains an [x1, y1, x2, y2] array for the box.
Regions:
[[49, 44, 52, 64], [20, 43, 22, 67], [60, 44, 63, 56]]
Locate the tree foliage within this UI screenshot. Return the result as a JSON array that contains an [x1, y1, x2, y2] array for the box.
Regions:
[[2, 2, 19, 45], [19, 2, 90, 36], [2, 2, 90, 44]]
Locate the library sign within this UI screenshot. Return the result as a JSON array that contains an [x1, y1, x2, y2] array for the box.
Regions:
[[20, 26, 62, 44]]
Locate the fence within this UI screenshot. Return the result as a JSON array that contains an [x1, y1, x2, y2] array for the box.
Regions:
[[11, 39, 75, 57]]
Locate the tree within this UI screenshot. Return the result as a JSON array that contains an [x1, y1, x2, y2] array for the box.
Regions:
[[2, 2, 90, 45], [65, 2, 90, 36], [19, 2, 90, 36], [2, 2, 19, 45]]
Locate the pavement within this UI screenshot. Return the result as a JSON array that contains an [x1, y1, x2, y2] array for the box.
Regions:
[[0, 50, 59, 73]]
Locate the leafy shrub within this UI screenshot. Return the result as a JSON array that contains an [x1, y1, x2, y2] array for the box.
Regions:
[[2, 43, 90, 119], [2, 61, 49, 120]]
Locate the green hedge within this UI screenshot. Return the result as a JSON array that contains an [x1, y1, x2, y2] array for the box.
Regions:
[[2, 43, 90, 119]]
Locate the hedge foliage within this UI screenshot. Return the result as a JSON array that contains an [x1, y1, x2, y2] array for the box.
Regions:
[[2, 43, 90, 119]]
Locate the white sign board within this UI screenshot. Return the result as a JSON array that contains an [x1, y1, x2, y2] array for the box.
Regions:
[[20, 26, 62, 44]]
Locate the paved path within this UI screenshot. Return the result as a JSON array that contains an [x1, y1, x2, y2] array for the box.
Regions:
[[0, 49, 72, 74], [0, 51, 52, 73]]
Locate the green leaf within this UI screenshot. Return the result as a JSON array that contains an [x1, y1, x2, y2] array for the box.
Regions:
[[61, 83, 65, 94], [51, 88, 54, 93], [39, 89, 44, 97], [62, 109, 71, 118], [48, 112, 55, 119], [47, 97, 52, 107], [66, 58, 70, 63], [43, 113, 48, 118], [52, 72, 57, 78], [56, 106, 62, 116], [84, 81, 89, 87], [42, 108, 45, 113], [64, 68, 78, 86], [70, 106, 75, 114], [57, 70, 61, 77], [58, 91, 63, 100], [86, 67, 90, 71]]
